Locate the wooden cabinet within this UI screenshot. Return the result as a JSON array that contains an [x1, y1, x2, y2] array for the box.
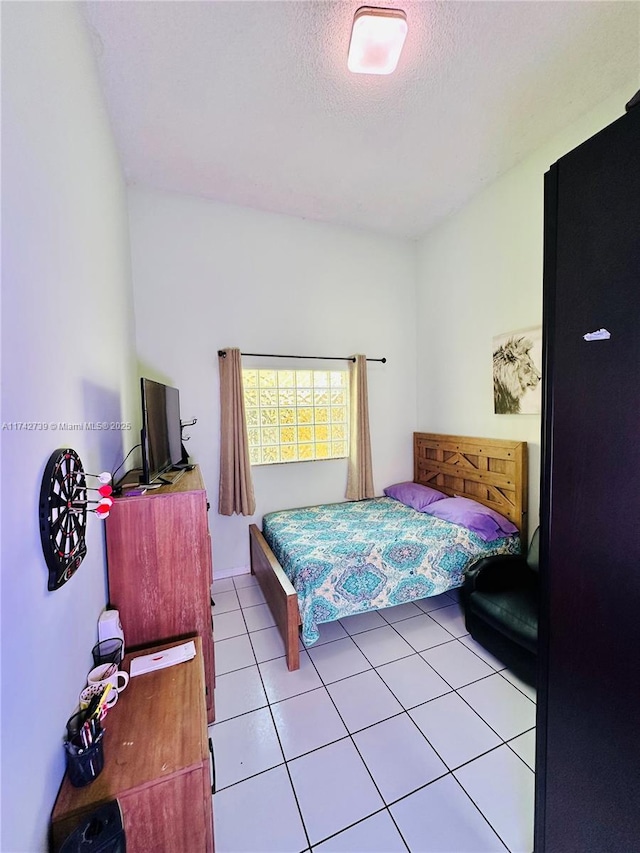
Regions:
[[105, 467, 215, 723], [537, 105, 640, 850], [51, 638, 214, 852]]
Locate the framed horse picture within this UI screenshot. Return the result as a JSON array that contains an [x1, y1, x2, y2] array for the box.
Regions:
[[492, 326, 542, 414]]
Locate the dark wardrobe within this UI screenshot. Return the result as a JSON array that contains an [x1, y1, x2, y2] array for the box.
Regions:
[[536, 102, 640, 851]]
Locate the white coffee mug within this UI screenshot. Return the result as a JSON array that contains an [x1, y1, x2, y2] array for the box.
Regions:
[[87, 663, 129, 706]]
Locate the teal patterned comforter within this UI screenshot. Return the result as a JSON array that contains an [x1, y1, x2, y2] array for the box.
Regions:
[[262, 497, 520, 646]]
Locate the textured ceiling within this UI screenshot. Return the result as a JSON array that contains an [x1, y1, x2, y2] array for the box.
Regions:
[[84, 1, 638, 238]]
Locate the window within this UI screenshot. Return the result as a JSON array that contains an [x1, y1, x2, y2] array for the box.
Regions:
[[243, 369, 349, 465]]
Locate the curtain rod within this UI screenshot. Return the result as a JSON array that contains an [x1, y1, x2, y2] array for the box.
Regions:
[[218, 350, 386, 364]]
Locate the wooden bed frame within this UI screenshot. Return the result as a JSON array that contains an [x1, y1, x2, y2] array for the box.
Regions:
[[249, 432, 527, 671]]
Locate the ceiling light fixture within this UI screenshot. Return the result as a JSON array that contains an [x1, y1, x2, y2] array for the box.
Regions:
[[347, 6, 408, 76]]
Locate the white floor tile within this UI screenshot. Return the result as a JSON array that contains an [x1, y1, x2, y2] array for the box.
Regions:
[[500, 669, 537, 703], [351, 625, 415, 667], [233, 573, 259, 589], [415, 591, 456, 612], [212, 577, 235, 594], [211, 706, 283, 789], [427, 603, 468, 637], [211, 576, 536, 853], [272, 687, 348, 759], [212, 589, 241, 614], [214, 608, 248, 642], [313, 810, 406, 853], [353, 713, 447, 804], [508, 729, 536, 770], [215, 634, 256, 675], [377, 653, 451, 710], [260, 650, 323, 703], [327, 669, 403, 733], [243, 602, 277, 632], [454, 744, 535, 853], [458, 674, 537, 741], [237, 583, 267, 608], [304, 620, 349, 647], [409, 692, 501, 770], [421, 639, 495, 688], [390, 774, 506, 853], [379, 602, 423, 623], [249, 625, 297, 664], [214, 764, 308, 853], [289, 738, 384, 846], [391, 613, 454, 652], [459, 635, 507, 671], [213, 664, 268, 723], [307, 637, 371, 684], [340, 610, 387, 635]]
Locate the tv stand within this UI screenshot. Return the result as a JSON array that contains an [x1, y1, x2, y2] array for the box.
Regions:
[[138, 468, 186, 487], [167, 468, 187, 486], [106, 466, 215, 723]]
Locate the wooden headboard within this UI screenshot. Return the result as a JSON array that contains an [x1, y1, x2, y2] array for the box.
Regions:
[[414, 432, 528, 541]]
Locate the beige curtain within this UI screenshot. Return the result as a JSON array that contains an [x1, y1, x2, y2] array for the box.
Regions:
[[346, 354, 375, 501], [218, 348, 256, 516]]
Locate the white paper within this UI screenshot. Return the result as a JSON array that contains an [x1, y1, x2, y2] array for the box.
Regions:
[[130, 640, 196, 677]]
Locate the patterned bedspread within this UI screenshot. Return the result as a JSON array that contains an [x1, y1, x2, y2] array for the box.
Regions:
[[262, 497, 520, 645]]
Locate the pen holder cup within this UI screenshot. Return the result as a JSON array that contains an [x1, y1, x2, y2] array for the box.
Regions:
[[66, 710, 95, 743], [92, 638, 123, 667], [64, 736, 104, 787]]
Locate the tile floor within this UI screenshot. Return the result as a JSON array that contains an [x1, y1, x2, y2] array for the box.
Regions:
[[210, 574, 536, 853]]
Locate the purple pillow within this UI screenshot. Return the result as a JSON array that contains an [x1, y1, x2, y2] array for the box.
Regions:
[[383, 482, 446, 511], [423, 497, 518, 541]]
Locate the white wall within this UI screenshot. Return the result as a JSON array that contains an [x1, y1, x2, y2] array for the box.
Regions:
[[1, 5, 137, 850], [127, 188, 417, 573], [415, 83, 637, 535]]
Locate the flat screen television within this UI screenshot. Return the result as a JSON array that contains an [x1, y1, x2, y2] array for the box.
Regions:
[[140, 377, 183, 484]]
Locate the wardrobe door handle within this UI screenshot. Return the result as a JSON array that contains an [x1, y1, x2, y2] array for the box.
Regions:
[[209, 737, 216, 794]]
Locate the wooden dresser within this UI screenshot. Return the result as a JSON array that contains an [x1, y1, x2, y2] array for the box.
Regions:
[[51, 638, 214, 852], [105, 467, 215, 722]]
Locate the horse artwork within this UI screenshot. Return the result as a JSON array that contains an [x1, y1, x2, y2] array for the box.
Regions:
[[493, 326, 542, 414]]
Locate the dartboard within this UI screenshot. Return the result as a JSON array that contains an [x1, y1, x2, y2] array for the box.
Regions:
[[39, 448, 88, 590]]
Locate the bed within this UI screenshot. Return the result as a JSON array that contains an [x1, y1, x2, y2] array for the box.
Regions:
[[249, 432, 528, 670]]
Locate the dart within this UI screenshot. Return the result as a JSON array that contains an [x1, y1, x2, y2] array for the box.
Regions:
[[70, 497, 114, 509], [77, 484, 113, 497], [65, 477, 112, 497], [82, 471, 112, 484]]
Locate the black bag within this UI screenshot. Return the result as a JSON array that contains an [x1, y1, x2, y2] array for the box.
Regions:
[[59, 800, 125, 853]]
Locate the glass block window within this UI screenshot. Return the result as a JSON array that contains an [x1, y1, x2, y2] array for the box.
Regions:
[[243, 369, 349, 465]]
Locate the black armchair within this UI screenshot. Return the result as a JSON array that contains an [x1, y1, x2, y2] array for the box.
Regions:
[[462, 527, 539, 687]]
